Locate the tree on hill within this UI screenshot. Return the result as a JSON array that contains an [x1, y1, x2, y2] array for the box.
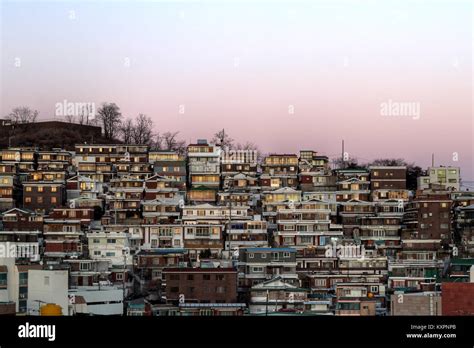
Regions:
[[5, 106, 38, 124], [367, 158, 423, 191], [212, 128, 234, 150], [97, 103, 122, 140]]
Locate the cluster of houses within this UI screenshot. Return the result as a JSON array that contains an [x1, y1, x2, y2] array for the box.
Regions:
[[0, 139, 473, 316]]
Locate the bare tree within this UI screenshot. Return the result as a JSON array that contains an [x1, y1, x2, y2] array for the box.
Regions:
[[65, 114, 75, 123], [368, 158, 406, 166], [154, 131, 187, 155], [132, 114, 154, 145], [120, 118, 134, 144], [235, 141, 263, 163], [367, 158, 422, 191], [6, 106, 38, 124], [212, 128, 234, 150], [97, 103, 122, 140], [77, 104, 94, 125], [333, 156, 362, 170]]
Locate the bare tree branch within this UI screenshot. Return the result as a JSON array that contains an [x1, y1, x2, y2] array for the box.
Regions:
[[97, 102, 122, 140], [5, 106, 39, 124]]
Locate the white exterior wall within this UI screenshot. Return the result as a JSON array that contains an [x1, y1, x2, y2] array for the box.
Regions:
[[27, 270, 69, 316], [87, 232, 132, 266], [69, 286, 123, 315]]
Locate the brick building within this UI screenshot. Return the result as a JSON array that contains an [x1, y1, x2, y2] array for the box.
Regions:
[[442, 282, 474, 315], [163, 267, 237, 304]]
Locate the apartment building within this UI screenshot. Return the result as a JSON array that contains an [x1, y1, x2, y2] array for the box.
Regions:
[[66, 175, 104, 200], [187, 140, 221, 203], [249, 277, 307, 314], [149, 151, 186, 186], [260, 154, 299, 190], [274, 199, 337, 250], [221, 149, 258, 177], [225, 219, 268, 250], [134, 248, 188, 292], [0, 163, 21, 211], [0, 258, 42, 314], [402, 191, 452, 259], [37, 148, 72, 171], [262, 187, 302, 230], [43, 210, 87, 263], [369, 166, 408, 202], [106, 176, 144, 224], [163, 267, 238, 304], [23, 181, 66, 213], [418, 166, 460, 191], [237, 247, 298, 291], [0, 148, 37, 173]]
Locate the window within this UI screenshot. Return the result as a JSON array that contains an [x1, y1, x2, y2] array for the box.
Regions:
[[283, 252, 291, 258], [107, 239, 117, 244], [106, 252, 115, 257], [51, 187, 57, 192], [51, 197, 57, 204], [187, 275, 194, 280], [80, 263, 91, 271], [203, 274, 211, 280], [25, 197, 31, 203], [248, 253, 254, 259], [38, 186, 43, 192], [25, 187, 32, 192], [252, 267, 264, 273], [37, 197, 43, 203], [116, 273, 124, 281]]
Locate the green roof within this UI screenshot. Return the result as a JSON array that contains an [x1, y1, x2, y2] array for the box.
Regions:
[[451, 258, 474, 266]]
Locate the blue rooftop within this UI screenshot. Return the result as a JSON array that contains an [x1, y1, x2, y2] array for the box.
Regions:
[[137, 248, 187, 255]]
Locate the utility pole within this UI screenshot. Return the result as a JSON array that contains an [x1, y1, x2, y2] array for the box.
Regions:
[[341, 140, 345, 169], [265, 289, 269, 316], [122, 248, 128, 316], [227, 179, 233, 256]]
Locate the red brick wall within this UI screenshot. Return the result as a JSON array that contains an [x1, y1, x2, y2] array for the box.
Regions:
[[442, 282, 474, 315]]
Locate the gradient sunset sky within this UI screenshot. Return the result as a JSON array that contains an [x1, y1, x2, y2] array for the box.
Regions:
[[1, 0, 472, 181]]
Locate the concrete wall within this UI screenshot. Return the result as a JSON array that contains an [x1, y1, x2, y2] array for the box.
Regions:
[[27, 270, 68, 315], [390, 293, 441, 316]]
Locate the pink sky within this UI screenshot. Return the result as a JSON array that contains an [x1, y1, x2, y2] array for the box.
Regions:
[[1, 1, 472, 179]]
